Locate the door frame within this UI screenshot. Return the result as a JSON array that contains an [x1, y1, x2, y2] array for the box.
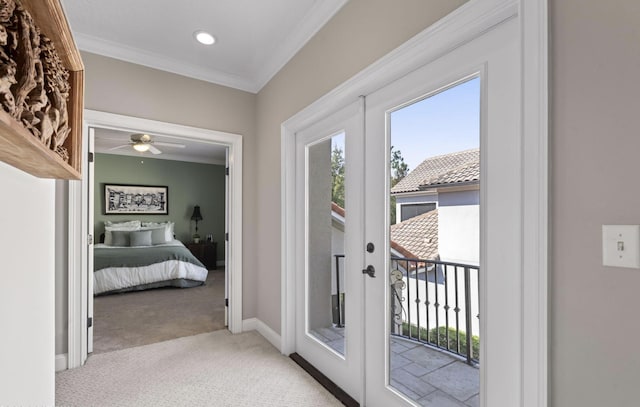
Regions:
[[281, 0, 548, 405], [67, 110, 244, 368]]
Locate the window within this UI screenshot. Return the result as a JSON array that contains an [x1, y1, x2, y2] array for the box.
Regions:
[[400, 202, 436, 222]]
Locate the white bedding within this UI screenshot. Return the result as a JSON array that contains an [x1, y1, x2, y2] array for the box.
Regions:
[[93, 240, 208, 295]]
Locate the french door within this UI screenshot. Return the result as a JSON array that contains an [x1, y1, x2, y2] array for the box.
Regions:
[[295, 99, 365, 400], [293, 16, 522, 407]]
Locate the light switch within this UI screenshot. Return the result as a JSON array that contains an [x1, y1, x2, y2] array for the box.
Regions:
[[602, 225, 640, 268]]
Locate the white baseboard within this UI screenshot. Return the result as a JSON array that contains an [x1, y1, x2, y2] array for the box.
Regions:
[[242, 318, 281, 351], [55, 353, 68, 372]]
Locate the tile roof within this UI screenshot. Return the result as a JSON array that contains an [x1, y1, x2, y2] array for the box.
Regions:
[[331, 202, 345, 217], [391, 149, 479, 194], [390, 209, 439, 260]]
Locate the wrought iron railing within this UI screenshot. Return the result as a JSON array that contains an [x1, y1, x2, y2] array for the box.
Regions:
[[332, 254, 345, 327], [332, 254, 479, 365], [390, 257, 480, 365]]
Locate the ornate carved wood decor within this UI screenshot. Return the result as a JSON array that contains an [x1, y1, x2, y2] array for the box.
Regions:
[[0, 0, 83, 179], [0, 0, 71, 161]]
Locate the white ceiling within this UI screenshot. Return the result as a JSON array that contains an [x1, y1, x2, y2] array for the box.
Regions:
[[61, 0, 348, 93], [94, 128, 228, 165], [70, 0, 347, 163]]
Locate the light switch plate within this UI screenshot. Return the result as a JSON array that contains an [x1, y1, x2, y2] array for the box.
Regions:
[[602, 225, 640, 268]]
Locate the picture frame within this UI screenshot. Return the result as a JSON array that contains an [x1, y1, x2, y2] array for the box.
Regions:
[[104, 184, 168, 215]]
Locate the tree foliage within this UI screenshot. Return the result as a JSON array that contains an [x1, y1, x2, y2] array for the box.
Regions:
[[390, 146, 409, 224], [330, 144, 409, 225], [331, 145, 345, 208], [390, 146, 409, 188]]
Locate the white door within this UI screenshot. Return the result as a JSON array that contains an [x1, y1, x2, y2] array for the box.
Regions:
[[363, 17, 520, 406], [87, 127, 95, 354], [291, 15, 522, 407], [224, 148, 229, 326], [294, 99, 365, 402]]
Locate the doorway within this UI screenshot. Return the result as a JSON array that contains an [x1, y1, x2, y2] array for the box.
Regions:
[[282, 2, 547, 406], [90, 133, 229, 353], [67, 110, 244, 368]]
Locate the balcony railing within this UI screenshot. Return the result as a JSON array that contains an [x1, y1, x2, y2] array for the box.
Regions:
[[333, 254, 480, 366], [390, 257, 479, 365]]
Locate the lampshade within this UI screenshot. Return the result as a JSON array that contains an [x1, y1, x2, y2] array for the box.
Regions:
[[191, 205, 203, 221]]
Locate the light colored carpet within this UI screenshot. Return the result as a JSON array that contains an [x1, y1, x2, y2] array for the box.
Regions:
[[56, 330, 342, 407], [93, 270, 226, 354]]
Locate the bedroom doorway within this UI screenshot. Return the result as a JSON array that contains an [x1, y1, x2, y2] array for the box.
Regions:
[[68, 111, 243, 367]]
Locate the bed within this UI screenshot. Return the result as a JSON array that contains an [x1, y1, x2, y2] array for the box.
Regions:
[[94, 221, 208, 295]]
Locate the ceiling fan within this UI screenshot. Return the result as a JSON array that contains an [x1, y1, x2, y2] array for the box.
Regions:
[[108, 134, 186, 155]]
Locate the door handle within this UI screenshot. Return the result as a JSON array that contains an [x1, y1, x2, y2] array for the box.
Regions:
[[362, 265, 376, 278]]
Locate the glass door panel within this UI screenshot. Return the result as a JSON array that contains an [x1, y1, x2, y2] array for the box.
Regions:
[[388, 77, 481, 406], [294, 99, 364, 402], [364, 16, 521, 407], [307, 132, 346, 355]]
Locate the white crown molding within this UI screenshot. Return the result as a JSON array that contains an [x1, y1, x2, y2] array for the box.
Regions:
[[73, 0, 347, 94], [75, 32, 257, 93], [253, 0, 349, 91]]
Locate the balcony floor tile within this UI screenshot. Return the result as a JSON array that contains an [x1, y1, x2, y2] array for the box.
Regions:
[[421, 361, 479, 402], [307, 325, 479, 405], [417, 390, 468, 407]]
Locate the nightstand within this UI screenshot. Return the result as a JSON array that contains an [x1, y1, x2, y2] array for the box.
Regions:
[[186, 241, 217, 270]]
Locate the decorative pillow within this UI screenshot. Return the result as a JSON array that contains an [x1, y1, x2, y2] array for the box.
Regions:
[[110, 230, 131, 247], [165, 222, 175, 241], [104, 222, 141, 245], [147, 227, 168, 245], [130, 230, 153, 247], [142, 221, 174, 241], [105, 220, 141, 228]]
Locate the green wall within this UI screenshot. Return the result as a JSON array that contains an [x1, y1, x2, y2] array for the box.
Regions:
[[94, 153, 226, 261]]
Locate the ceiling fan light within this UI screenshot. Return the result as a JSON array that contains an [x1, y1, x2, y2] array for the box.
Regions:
[[133, 142, 150, 152]]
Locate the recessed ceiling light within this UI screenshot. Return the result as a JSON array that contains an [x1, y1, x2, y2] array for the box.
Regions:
[[194, 30, 215, 45]]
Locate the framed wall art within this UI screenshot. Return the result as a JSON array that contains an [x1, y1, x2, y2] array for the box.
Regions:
[[104, 184, 168, 215]]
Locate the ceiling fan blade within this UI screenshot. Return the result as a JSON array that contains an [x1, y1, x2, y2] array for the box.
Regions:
[[149, 145, 162, 155], [100, 137, 130, 142], [154, 141, 186, 148], [108, 144, 130, 151]]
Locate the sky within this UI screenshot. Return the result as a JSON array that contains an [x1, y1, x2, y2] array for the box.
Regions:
[[390, 77, 480, 171], [330, 76, 480, 173]]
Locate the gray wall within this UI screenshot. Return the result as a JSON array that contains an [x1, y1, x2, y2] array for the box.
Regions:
[[93, 153, 226, 254], [550, 0, 640, 405]]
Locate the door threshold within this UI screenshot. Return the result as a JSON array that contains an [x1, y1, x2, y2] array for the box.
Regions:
[[289, 352, 359, 407]]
